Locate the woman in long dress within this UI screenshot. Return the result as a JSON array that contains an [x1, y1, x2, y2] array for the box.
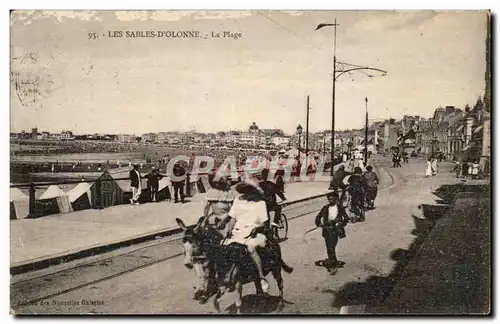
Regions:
[[425, 158, 433, 177], [431, 158, 438, 176]]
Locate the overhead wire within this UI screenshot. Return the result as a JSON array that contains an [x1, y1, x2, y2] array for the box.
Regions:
[[255, 11, 386, 80], [255, 11, 327, 53]]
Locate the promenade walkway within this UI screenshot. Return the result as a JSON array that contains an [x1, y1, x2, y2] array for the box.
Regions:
[[11, 179, 332, 269]]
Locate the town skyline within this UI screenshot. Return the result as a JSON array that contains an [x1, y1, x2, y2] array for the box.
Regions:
[[10, 10, 488, 134]]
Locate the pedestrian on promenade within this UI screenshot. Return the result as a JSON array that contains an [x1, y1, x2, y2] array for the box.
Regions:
[[454, 161, 461, 178], [462, 161, 469, 178], [431, 158, 438, 176], [392, 153, 398, 168], [314, 192, 349, 272], [472, 161, 480, 179], [357, 158, 365, 172], [425, 158, 433, 177], [396, 155, 402, 168], [362, 165, 379, 209], [129, 164, 142, 205], [171, 162, 186, 203], [346, 157, 355, 173], [146, 166, 164, 202]]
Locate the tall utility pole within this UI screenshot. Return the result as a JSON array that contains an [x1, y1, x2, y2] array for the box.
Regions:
[[331, 20, 337, 177], [315, 20, 387, 189], [364, 97, 369, 164], [305, 95, 310, 174]]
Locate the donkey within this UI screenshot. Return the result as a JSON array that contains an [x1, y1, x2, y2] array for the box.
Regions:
[[176, 217, 293, 314]]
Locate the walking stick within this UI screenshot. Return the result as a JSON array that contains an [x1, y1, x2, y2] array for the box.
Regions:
[[302, 226, 320, 242]]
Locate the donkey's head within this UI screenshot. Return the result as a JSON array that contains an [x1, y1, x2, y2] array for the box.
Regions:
[[176, 217, 205, 269]]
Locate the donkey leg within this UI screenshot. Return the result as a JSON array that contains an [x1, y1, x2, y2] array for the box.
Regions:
[[272, 268, 285, 312], [193, 263, 206, 301], [254, 278, 264, 296], [213, 288, 223, 313], [235, 281, 243, 314]]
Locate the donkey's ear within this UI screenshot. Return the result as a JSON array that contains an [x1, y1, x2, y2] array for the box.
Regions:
[[194, 216, 205, 231], [176, 218, 187, 231]]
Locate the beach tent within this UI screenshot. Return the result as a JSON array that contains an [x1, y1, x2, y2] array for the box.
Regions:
[[37, 185, 73, 216], [91, 167, 148, 207], [10, 188, 29, 220], [157, 176, 172, 201], [67, 182, 93, 211]]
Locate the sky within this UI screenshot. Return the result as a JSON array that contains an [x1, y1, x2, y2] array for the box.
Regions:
[[9, 10, 488, 135]]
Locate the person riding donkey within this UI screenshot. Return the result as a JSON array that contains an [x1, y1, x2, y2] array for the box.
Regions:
[[220, 181, 274, 294], [201, 176, 235, 235]]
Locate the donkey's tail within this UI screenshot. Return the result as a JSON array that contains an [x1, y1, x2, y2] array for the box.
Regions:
[[281, 259, 294, 274]]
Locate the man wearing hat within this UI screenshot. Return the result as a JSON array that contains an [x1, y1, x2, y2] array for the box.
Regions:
[[129, 164, 142, 205], [315, 191, 349, 271], [171, 162, 186, 203], [146, 166, 164, 202]]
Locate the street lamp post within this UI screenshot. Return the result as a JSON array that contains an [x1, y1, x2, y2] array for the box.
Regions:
[[305, 96, 311, 174], [296, 124, 303, 160], [315, 20, 387, 189], [296, 124, 303, 181], [364, 97, 369, 164], [323, 134, 326, 157]]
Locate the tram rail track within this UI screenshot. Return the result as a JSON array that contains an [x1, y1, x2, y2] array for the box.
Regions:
[[12, 164, 394, 310]]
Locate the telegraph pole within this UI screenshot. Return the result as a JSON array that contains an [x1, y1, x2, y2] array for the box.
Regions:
[[315, 19, 386, 188], [331, 19, 338, 181]]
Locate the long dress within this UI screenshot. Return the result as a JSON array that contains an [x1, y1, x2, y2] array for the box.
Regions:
[[222, 198, 268, 246], [425, 161, 432, 177], [431, 160, 438, 175]]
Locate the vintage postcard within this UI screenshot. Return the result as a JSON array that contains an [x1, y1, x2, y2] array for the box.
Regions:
[[9, 10, 491, 315]]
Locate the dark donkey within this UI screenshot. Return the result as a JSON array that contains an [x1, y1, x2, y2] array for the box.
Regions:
[[176, 217, 293, 314]]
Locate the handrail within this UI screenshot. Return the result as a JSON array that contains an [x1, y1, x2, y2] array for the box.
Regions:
[[9, 172, 212, 188]]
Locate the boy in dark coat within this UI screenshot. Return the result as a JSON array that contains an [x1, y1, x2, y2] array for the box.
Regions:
[[315, 192, 349, 271]]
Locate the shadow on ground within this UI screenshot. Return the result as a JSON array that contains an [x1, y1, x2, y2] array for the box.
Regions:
[[225, 294, 288, 314], [329, 182, 490, 313]]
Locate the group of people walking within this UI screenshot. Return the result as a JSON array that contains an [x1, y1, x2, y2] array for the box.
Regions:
[[425, 158, 439, 177], [454, 160, 480, 179]]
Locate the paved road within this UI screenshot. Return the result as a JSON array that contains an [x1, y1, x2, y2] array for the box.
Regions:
[[12, 159, 461, 314]]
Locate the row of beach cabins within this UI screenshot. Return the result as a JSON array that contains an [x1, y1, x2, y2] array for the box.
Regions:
[[10, 166, 214, 220]]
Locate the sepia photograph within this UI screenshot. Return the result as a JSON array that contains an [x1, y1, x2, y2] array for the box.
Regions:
[[9, 9, 491, 315]]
